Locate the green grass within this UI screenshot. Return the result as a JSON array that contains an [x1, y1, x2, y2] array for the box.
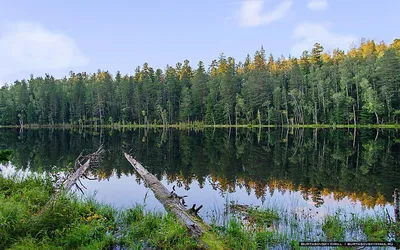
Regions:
[[362, 217, 389, 241], [244, 206, 280, 229], [0, 175, 285, 249], [118, 205, 201, 249], [0, 175, 207, 249], [209, 218, 283, 250], [322, 213, 345, 241], [1, 175, 399, 249], [0, 176, 117, 249]]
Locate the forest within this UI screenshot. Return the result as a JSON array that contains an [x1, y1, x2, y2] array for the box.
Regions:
[[1, 38, 400, 127]]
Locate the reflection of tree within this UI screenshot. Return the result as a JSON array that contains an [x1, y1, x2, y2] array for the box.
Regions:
[[1, 128, 399, 208], [254, 182, 267, 200], [310, 187, 324, 208]]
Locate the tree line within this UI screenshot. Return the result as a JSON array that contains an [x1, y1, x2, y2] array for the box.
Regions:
[[1, 38, 400, 126]]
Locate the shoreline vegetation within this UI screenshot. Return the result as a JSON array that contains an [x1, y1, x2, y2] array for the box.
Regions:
[[1, 147, 399, 249], [1, 122, 400, 129], [1, 174, 400, 249], [1, 150, 399, 249]]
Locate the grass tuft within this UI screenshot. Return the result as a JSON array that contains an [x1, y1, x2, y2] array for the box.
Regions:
[[322, 213, 345, 241], [118, 205, 200, 249]]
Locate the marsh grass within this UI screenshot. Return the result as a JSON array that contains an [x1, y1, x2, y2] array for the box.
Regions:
[[118, 205, 201, 249], [206, 197, 400, 249], [322, 212, 345, 241], [0, 175, 205, 249], [1, 174, 399, 249]]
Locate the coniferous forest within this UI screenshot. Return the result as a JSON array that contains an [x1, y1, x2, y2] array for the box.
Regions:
[[1, 39, 400, 127]]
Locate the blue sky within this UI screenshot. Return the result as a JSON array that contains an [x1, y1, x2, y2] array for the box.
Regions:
[[0, 0, 399, 85]]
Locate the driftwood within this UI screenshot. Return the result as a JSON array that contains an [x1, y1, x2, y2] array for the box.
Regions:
[[123, 153, 209, 242], [189, 204, 204, 216], [65, 145, 104, 191], [38, 146, 104, 215], [63, 159, 91, 191]]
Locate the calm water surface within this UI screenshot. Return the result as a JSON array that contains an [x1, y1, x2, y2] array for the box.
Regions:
[[1, 128, 399, 224]]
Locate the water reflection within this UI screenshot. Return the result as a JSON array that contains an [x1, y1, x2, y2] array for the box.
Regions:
[[0, 128, 399, 217]]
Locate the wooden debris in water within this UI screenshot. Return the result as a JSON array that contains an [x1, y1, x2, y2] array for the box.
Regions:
[[124, 153, 205, 236], [38, 146, 104, 215], [124, 152, 224, 249]]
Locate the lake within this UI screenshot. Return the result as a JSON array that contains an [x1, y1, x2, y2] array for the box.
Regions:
[[1, 128, 399, 226]]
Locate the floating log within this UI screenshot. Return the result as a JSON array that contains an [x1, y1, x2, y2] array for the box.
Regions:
[[63, 159, 91, 190], [64, 145, 104, 191], [124, 153, 204, 235], [124, 152, 224, 249]]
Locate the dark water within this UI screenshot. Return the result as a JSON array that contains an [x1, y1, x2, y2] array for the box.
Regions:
[[1, 128, 399, 223]]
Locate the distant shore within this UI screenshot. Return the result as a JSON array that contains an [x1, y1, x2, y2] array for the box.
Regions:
[[1, 123, 400, 129]]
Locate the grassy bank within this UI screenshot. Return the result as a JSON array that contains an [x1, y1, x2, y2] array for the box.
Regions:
[[1, 175, 275, 249], [0, 175, 118, 249], [1, 175, 399, 249]]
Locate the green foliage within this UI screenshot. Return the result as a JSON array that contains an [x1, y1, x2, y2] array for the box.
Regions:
[[361, 217, 389, 241], [224, 218, 255, 249], [0, 176, 118, 249], [1, 39, 400, 126], [246, 207, 280, 228], [322, 213, 345, 241], [214, 217, 281, 250], [0, 149, 13, 162], [118, 206, 199, 249], [1, 166, 399, 249], [0, 175, 205, 250]]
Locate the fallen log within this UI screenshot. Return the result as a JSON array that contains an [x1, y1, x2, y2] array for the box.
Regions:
[[63, 159, 91, 190], [60, 145, 104, 192], [38, 146, 104, 215], [123, 152, 224, 249]]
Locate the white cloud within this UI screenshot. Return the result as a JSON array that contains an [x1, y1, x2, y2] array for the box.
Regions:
[[0, 22, 88, 86], [239, 0, 293, 27], [307, 0, 328, 11], [291, 22, 358, 56]]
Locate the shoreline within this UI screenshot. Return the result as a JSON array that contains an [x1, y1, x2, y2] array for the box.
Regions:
[[1, 175, 399, 249], [1, 123, 400, 129]]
